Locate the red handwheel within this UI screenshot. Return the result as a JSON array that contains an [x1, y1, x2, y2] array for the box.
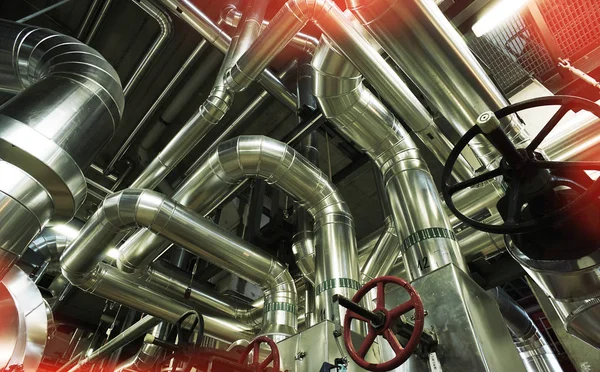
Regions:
[[238, 336, 281, 372], [343, 276, 425, 371]]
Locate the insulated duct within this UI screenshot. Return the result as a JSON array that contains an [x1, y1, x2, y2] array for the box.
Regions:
[[119, 136, 358, 322], [0, 19, 124, 278], [220, 0, 473, 181], [131, 0, 269, 189], [345, 0, 529, 168], [27, 230, 73, 276], [312, 38, 466, 281], [60, 189, 294, 339], [488, 288, 562, 372]]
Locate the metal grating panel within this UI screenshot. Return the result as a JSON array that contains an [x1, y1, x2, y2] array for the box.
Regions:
[[538, 0, 600, 61], [467, 0, 600, 94], [468, 13, 554, 92]]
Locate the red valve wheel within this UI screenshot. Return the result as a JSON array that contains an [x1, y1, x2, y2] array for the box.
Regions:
[[238, 336, 281, 372], [343, 276, 425, 371]]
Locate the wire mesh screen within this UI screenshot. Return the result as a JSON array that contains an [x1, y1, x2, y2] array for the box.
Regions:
[[466, 0, 600, 94], [538, 0, 600, 61]]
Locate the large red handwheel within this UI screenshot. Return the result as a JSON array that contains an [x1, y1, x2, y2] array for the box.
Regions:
[[343, 276, 425, 371], [238, 336, 281, 372]]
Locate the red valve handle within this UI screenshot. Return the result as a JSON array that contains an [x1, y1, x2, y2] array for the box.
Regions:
[[238, 336, 281, 372], [343, 276, 425, 372]]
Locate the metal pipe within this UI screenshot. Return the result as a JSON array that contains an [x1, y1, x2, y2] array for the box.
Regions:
[[60, 189, 296, 338], [59, 316, 162, 372], [119, 136, 359, 322], [27, 231, 73, 276], [345, 0, 530, 168], [123, 0, 173, 98], [488, 288, 562, 372], [117, 321, 169, 372], [0, 20, 123, 218], [184, 59, 298, 177], [158, 0, 297, 111], [112, 41, 211, 171], [312, 38, 466, 281], [220, 5, 319, 54], [84, 0, 112, 43], [222, 0, 473, 182], [130, 0, 269, 189], [16, 0, 73, 23], [76, 0, 102, 40], [137, 47, 223, 168]]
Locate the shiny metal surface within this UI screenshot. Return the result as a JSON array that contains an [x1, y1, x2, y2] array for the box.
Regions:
[[0, 266, 49, 372], [130, 0, 268, 189], [221, 5, 319, 54], [346, 0, 530, 167], [552, 295, 600, 349], [507, 240, 600, 302], [383, 264, 525, 372], [122, 0, 173, 98], [158, 0, 297, 111], [0, 19, 124, 220], [0, 161, 53, 279], [543, 99, 600, 162], [61, 315, 161, 372], [27, 231, 73, 275], [61, 189, 296, 338], [312, 39, 466, 281], [121, 136, 359, 323], [489, 288, 562, 372], [277, 320, 379, 371]]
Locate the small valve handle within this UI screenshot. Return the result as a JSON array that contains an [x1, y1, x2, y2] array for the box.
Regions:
[[238, 336, 281, 372], [337, 276, 425, 372]]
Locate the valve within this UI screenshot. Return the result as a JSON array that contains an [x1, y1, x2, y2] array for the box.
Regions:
[[334, 276, 425, 372], [442, 96, 600, 236], [238, 335, 281, 372]]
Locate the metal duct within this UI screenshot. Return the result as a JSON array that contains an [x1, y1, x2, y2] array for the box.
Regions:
[[27, 230, 73, 276], [312, 38, 466, 281], [221, 0, 473, 181], [0, 19, 124, 220], [345, 0, 529, 168], [114, 322, 169, 372], [488, 288, 562, 372], [130, 0, 269, 189], [60, 189, 295, 339], [157, 0, 297, 109], [119, 135, 358, 322], [220, 5, 319, 54], [0, 160, 53, 279]]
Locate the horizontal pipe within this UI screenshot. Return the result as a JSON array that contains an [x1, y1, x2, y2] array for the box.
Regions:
[[119, 136, 359, 322], [61, 189, 295, 338]]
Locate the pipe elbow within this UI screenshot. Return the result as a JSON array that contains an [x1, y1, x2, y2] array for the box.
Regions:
[[289, 0, 331, 21]]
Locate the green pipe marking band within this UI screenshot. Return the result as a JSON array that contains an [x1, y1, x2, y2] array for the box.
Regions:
[[315, 278, 361, 295], [401, 227, 457, 251]]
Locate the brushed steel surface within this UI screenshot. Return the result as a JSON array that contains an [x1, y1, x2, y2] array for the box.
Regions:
[[346, 0, 530, 168], [0, 266, 49, 372], [277, 320, 379, 371], [61, 189, 294, 338], [383, 265, 525, 371], [552, 295, 600, 349], [0, 19, 124, 220], [312, 38, 466, 281], [120, 136, 358, 323]]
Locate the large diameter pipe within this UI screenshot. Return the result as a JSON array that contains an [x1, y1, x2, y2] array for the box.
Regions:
[[61, 189, 295, 338], [130, 0, 269, 190], [346, 0, 529, 167], [312, 39, 466, 281], [222, 0, 472, 181], [119, 136, 359, 322], [0, 19, 124, 221]]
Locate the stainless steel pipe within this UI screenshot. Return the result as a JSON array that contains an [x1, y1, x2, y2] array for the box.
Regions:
[[345, 0, 529, 168], [0, 19, 124, 221], [61, 189, 296, 338], [130, 0, 269, 189], [119, 136, 359, 322], [312, 38, 466, 281]]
